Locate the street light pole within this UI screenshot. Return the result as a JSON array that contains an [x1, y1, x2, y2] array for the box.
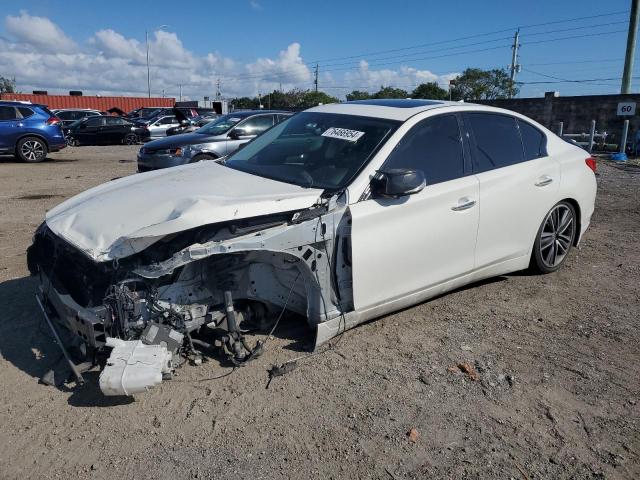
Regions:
[[145, 25, 168, 99], [146, 30, 151, 98]]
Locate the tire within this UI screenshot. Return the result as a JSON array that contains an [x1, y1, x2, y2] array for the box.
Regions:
[[190, 153, 216, 163], [530, 201, 577, 274], [16, 136, 48, 163], [66, 136, 79, 147], [124, 134, 139, 145]]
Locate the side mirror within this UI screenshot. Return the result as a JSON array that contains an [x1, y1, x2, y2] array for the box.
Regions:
[[228, 128, 247, 139], [370, 169, 426, 198]]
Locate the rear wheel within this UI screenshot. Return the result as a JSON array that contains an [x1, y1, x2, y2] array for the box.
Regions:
[[16, 137, 47, 163], [124, 134, 139, 145], [530, 201, 577, 273], [66, 136, 79, 147]]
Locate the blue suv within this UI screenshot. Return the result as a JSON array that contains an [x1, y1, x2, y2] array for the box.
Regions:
[[0, 101, 66, 162]]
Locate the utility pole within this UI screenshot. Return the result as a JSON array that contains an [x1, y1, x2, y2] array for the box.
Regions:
[[509, 29, 520, 99], [146, 30, 151, 98], [216, 78, 221, 100], [314, 64, 319, 92], [622, 0, 640, 94], [178, 84, 182, 102]]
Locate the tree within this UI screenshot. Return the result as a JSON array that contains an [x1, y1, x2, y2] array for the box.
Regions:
[[372, 86, 408, 99], [412, 82, 448, 100], [450, 68, 517, 101], [299, 90, 339, 109], [231, 89, 338, 111], [346, 90, 371, 101], [0, 76, 16, 94], [231, 96, 259, 110]]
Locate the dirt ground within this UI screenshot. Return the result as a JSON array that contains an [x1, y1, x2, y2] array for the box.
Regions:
[[0, 146, 638, 479]]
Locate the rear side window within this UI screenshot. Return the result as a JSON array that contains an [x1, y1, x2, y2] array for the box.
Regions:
[[466, 113, 524, 172], [18, 107, 34, 118], [85, 117, 105, 127], [56, 110, 75, 120], [518, 120, 547, 160], [384, 114, 465, 185], [0, 106, 18, 120]]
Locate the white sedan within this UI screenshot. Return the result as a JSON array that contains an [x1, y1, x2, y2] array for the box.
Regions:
[[29, 99, 596, 395]]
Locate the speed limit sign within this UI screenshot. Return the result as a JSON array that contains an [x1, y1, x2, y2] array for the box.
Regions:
[[617, 102, 636, 116]]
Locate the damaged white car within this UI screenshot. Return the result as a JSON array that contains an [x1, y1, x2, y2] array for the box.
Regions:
[[28, 99, 597, 396]]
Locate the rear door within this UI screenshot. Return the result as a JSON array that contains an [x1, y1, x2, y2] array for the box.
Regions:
[[102, 116, 127, 144], [0, 106, 19, 151], [464, 112, 560, 267]]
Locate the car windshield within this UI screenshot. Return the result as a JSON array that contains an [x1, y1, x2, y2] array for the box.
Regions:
[[196, 114, 246, 136], [224, 112, 400, 190]]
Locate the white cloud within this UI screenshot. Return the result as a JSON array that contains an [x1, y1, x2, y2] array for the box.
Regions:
[[90, 29, 144, 62], [5, 11, 76, 54], [0, 12, 460, 101]]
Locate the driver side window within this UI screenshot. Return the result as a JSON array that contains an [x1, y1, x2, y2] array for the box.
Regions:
[[239, 115, 274, 135], [384, 115, 465, 185]]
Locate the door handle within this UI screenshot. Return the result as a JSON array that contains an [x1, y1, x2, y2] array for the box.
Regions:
[[535, 175, 553, 187], [451, 197, 476, 211]]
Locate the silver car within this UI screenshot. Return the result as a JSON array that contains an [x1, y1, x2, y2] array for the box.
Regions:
[[137, 110, 292, 172], [144, 115, 181, 138]]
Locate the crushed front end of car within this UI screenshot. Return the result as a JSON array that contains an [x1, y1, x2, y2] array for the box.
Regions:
[[26, 170, 354, 396]]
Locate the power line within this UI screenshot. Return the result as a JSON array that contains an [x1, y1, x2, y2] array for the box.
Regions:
[[203, 10, 629, 85], [215, 28, 627, 86], [304, 10, 629, 65]]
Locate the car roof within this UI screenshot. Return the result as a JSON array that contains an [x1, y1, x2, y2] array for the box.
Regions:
[[0, 100, 45, 108], [52, 108, 101, 111], [307, 99, 479, 121], [228, 110, 291, 117]]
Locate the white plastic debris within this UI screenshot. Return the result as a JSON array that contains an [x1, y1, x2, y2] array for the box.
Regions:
[[99, 337, 172, 396]]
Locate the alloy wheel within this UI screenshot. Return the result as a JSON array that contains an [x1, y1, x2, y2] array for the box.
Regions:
[[21, 140, 45, 161], [539, 203, 575, 268]]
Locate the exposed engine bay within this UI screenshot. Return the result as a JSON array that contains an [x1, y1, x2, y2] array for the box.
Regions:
[[27, 194, 353, 396]]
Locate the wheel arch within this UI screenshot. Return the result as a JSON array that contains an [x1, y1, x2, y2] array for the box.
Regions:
[[559, 197, 582, 246], [14, 133, 50, 153]]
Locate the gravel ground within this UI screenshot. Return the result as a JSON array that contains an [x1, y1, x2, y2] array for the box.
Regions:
[[0, 146, 638, 479]]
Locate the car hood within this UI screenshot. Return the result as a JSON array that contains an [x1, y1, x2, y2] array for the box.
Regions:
[[142, 133, 222, 149], [45, 162, 323, 262]]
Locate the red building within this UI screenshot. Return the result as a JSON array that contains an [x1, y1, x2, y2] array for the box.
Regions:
[[0, 93, 175, 113]]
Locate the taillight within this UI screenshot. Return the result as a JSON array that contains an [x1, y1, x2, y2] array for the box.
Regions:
[[46, 116, 61, 125], [585, 157, 597, 173]]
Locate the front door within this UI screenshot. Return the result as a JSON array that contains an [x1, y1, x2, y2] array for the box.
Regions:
[[349, 114, 480, 310], [0, 106, 19, 151], [226, 114, 274, 155], [76, 116, 104, 145]]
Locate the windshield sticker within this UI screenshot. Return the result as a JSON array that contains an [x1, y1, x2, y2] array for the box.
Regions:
[[321, 127, 365, 142]]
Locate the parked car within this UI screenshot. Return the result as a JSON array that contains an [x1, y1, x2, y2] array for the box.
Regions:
[[165, 113, 219, 136], [137, 110, 292, 171], [0, 101, 66, 162], [65, 115, 149, 146], [51, 108, 102, 128], [127, 107, 173, 120], [135, 114, 182, 138], [27, 99, 597, 396]]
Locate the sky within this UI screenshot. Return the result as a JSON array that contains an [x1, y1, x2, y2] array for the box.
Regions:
[[0, 0, 636, 101]]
